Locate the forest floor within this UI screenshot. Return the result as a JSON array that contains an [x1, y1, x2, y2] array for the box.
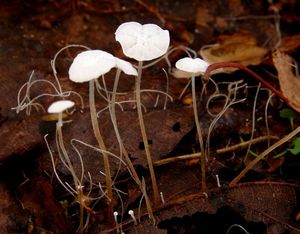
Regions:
[[1, 0, 300, 233]]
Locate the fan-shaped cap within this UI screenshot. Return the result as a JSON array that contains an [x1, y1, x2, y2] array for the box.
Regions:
[[115, 58, 138, 76], [47, 100, 75, 114], [115, 22, 170, 61], [175, 57, 209, 74], [69, 50, 116, 83]]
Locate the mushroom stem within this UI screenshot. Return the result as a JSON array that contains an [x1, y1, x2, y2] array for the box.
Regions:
[[89, 80, 113, 220], [56, 112, 84, 233], [135, 61, 160, 205], [110, 69, 155, 221], [191, 76, 207, 192], [56, 112, 80, 188]]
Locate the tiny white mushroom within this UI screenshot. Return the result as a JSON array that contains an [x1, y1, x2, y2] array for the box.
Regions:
[[113, 211, 120, 233], [47, 100, 75, 114], [175, 57, 209, 75], [128, 210, 137, 225], [175, 57, 210, 191], [47, 100, 80, 193]]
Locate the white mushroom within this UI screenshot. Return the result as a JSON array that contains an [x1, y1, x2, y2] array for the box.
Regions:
[[175, 57, 210, 191], [115, 21, 170, 61], [47, 100, 80, 189], [115, 22, 170, 204], [69, 50, 116, 83], [47, 100, 75, 114], [175, 57, 209, 75], [68, 49, 116, 215]]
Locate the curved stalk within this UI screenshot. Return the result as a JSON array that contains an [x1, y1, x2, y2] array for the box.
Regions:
[[135, 61, 160, 205], [89, 80, 113, 221], [191, 76, 206, 191], [110, 69, 155, 222]]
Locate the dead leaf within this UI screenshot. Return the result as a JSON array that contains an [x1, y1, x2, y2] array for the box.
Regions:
[[227, 182, 300, 233], [272, 50, 300, 113], [0, 115, 44, 162], [128, 221, 167, 234], [267, 156, 285, 173], [156, 182, 300, 233], [199, 32, 268, 66], [278, 34, 300, 53]]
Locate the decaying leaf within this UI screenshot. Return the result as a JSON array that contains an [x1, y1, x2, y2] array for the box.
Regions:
[[155, 182, 300, 233], [278, 34, 300, 53], [272, 50, 300, 113], [199, 32, 268, 66], [227, 182, 300, 233]]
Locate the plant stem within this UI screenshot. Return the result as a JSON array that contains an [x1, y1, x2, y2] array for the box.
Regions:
[[89, 80, 113, 221], [191, 76, 206, 191], [136, 61, 160, 205], [110, 69, 155, 221], [203, 62, 289, 103], [229, 125, 300, 187]]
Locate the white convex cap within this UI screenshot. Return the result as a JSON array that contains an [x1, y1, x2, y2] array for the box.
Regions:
[[69, 50, 116, 83], [115, 22, 170, 61], [175, 57, 209, 74], [47, 100, 75, 114]]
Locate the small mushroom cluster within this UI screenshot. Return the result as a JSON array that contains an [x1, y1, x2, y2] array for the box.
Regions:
[[16, 21, 211, 230]]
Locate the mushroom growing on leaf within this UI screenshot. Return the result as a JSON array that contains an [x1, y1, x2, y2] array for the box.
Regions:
[[175, 57, 209, 191], [115, 22, 170, 205]]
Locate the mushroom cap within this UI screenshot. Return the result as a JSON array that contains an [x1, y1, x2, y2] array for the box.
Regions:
[[175, 57, 209, 74], [69, 50, 116, 83], [115, 22, 170, 61], [115, 58, 138, 76], [47, 100, 75, 114]]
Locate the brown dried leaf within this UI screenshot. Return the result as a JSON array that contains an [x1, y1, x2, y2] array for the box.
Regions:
[[0, 115, 44, 162], [278, 34, 300, 53], [127, 221, 167, 234], [227, 182, 300, 233], [155, 182, 299, 233], [272, 50, 300, 113], [199, 32, 268, 66], [39, 105, 195, 184]]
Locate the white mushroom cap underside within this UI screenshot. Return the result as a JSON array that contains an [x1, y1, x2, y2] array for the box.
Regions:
[[115, 22, 170, 61], [69, 50, 116, 83], [47, 100, 75, 114]]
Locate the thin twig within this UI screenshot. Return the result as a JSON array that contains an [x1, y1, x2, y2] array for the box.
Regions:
[[154, 136, 278, 166]]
